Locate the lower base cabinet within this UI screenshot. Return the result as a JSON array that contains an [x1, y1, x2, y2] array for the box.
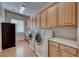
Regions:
[[78, 50, 79, 56], [60, 50, 76, 57], [48, 40, 78, 57], [48, 44, 60, 57]]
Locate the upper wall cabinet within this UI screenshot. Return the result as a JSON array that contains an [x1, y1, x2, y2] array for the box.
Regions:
[[31, 2, 76, 28], [47, 3, 58, 27], [32, 16, 36, 28], [58, 2, 76, 26], [36, 14, 41, 28], [26, 19, 31, 28], [41, 10, 47, 28]]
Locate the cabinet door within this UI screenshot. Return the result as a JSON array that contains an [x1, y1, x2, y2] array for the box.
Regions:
[[48, 44, 60, 57], [2, 23, 15, 50], [60, 44, 77, 55], [26, 19, 30, 28], [60, 50, 76, 57], [36, 14, 41, 28], [47, 3, 57, 27], [32, 16, 36, 28], [77, 49, 79, 56], [41, 10, 47, 28], [58, 2, 76, 26]]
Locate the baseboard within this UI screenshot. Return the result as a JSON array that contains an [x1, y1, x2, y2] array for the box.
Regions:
[[16, 38, 24, 42]]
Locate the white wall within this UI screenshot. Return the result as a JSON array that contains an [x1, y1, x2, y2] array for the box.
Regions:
[[5, 10, 29, 41], [0, 3, 5, 22], [16, 33, 24, 41], [0, 3, 5, 53]]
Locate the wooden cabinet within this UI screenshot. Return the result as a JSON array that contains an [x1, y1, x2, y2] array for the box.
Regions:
[[60, 44, 77, 55], [48, 41, 60, 57], [26, 19, 31, 28], [60, 50, 75, 57], [48, 44, 60, 57], [31, 3, 76, 28], [58, 2, 76, 26], [31, 3, 77, 28], [48, 41, 59, 48], [47, 3, 58, 27], [60, 44, 77, 57], [77, 50, 79, 56], [32, 16, 36, 28], [36, 14, 41, 28], [41, 10, 47, 28], [48, 40, 78, 57]]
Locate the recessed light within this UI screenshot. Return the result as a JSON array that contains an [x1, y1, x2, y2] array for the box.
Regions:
[[20, 5, 25, 13]]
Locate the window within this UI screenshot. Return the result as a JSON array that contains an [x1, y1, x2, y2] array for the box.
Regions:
[[11, 19, 24, 33]]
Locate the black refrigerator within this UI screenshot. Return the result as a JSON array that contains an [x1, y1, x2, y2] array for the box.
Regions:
[[2, 23, 15, 50]]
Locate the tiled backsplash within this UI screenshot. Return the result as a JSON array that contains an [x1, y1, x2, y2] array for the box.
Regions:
[[26, 26, 77, 41], [53, 26, 77, 41]]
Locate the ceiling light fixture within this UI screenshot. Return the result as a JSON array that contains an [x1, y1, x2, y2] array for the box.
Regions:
[[20, 5, 25, 13]]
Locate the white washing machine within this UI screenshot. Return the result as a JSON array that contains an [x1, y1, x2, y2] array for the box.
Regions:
[[35, 30, 53, 57], [29, 29, 35, 51], [29, 29, 39, 52]]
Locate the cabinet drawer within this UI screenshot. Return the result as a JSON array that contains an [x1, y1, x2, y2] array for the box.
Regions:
[[60, 50, 76, 57], [60, 44, 77, 55], [48, 40, 59, 48]]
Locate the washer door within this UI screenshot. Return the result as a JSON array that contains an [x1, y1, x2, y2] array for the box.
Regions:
[[28, 30, 34, 40], [29, 33, 32, 39], [35, 32, 44, 46]]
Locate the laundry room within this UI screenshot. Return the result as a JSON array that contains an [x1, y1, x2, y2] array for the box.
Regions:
[[25, 2, 78, 57], [0, 2, 79, 57]]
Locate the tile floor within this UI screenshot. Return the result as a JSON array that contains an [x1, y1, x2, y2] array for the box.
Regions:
[[0, 40, 37, 57]]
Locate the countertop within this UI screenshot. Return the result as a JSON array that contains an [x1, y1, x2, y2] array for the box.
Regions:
[[49, 37, 79, 49]]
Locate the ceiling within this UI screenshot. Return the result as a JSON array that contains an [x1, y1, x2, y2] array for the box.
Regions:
[[2, 2, 54, 16]]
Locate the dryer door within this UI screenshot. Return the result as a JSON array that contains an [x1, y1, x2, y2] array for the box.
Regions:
[[35, 32, 44, 46]]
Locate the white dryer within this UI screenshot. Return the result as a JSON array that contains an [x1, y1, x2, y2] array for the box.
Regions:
[[45, 30, 53, 56], [35, 30, 53, 57], [29, 29, 39, 52]]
